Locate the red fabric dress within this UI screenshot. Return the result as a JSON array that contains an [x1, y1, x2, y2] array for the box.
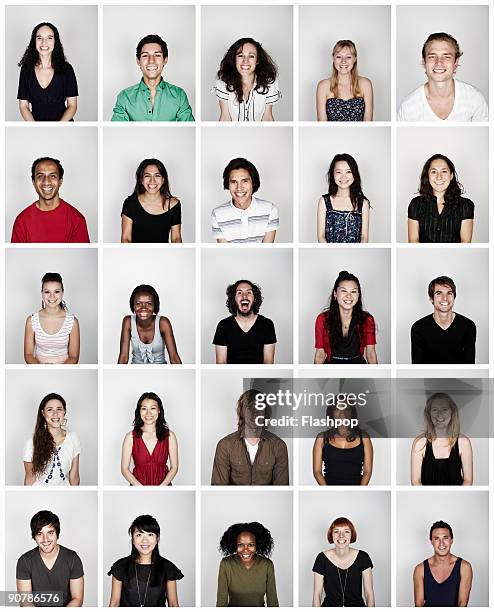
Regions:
[[131, 431, 170, 485]]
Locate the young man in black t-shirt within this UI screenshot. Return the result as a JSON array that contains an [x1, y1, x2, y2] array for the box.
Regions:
[[213, 279, 277, 364]]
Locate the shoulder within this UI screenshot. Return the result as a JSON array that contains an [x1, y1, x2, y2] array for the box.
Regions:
[[18, 547, 38, 564], [411, 314, 432, 330], [218, 431, 239, 444], [412, 435, 427, 452], [217, 315, 234, 328], [108, 555, 131, 578], [258, 556, 274, 569], [455, 79, 484, 96], [315, 311, 326, 324], [358, 76, 373, 91], [66, 430, 80, 444], [316, 79, 331, 94], [60, 200, 85, 219], [402, 84, 424, 105], [413, 561, 425, 577], [460, 558, 472, 574], [59, 545, 81, 563], [162, 80, 188, 98], [123, 193, 138, 206], [169, 196, 180, 208], [212, 201, 232, 216], [409, 195, 426, 206], [122, 314, 131, 328], [16, 203, 37, 218], [455, 313, 476, 328], [458, 196, 475, 213], [159, 556, 184, 580], [357, 549, 373, 567], [252, 196, 276, 212], [159, 315, 172, 330], [257, 314, 274, 326], [116, 82, 140, 100], [263, 429, 286, 445]]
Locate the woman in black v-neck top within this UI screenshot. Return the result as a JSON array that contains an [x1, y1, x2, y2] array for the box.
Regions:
[[17, 23, 78, 121]]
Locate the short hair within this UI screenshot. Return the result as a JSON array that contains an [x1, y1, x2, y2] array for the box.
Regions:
[[429, 520, 453, 540], [222, 158, 260, 193], [225, 280, 263, 316], [31, 157, 64, 181], [30, 510, 60, 539], [327, 517, 357, 544], [428, 276, 456, 300], [129, 284, 160, 314], [422, 32, 463, 61], [136, 34, 168, 59]]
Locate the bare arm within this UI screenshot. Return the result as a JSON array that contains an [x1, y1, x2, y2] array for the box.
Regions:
[[410, 437, 425, 485], [19, 100, 35, 121], [312, 572, 324, 606], [170, 224, 182, 243], [408, 219, 420, 243], [60, 97, 78, 122], [262, 230, 276, 243], [24, 462, 35, 485], [262, 104, 274, 122], [219, 99, 232, 121], [312, 435, 326, 485], [16, 579, 35, 607], [109, 577, 122, 607], [314, 348, 327, 364], [362, 567, 375, 606], [166, 580, 179, 607], [65, 317, 80, 364], [360, 436, 373, 485], [121, 432, 143, 486], [67, 576, 84, 606], [458, 560, 473, 606], [160, 317, 182, 364], [316, 80, 329, 121], [215, 345, 228, 364], [459, 219, 473, 243], [263, 343, 275, 364], [317, 197, 327, 242], [121, 215, 133, 243], [118, 316, 131, 364], [361, 200, 370, 243], [365, 344, 377, 364], [161, 431, 179, 485], [361, 78, 374, 121], [459, 436, 473, 485], [413, 563, 425, 606], [24, 316, 40, 364], [69, 454, 80, 486]]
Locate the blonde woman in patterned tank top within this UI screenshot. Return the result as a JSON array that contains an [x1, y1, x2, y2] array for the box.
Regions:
[[24, 272, 80, 364]]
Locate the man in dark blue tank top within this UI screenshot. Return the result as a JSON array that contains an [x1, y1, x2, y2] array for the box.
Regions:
[[413, 520, 472, 606]]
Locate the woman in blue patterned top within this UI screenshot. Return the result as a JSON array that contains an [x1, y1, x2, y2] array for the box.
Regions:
[[316, 40, 373, 122], [317, 154, 370, 243]]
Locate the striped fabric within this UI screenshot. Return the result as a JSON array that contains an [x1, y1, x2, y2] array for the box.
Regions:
[[214, 78, 280, 121], [211, 196, 279, 243], [32, 312, 74, 362]]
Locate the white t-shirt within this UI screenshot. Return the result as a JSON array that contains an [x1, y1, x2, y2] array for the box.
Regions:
[[23, 430, 81, 486], [214, 78, 280, 121], [397, 79, 489, 121], [245, 439, 259, 464], [211, 196, 279, 243]]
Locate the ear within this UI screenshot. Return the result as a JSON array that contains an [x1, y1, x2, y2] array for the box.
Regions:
[[163, 56, 168, 68], [136, 55, 141, 67]]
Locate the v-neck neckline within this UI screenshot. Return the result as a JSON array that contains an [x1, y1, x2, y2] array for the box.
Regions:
[[140, 434, 158, 457], [234, 315, 258, 334], [427, 558, 458, 584], [37, 546, 61, 572], [35, 68, 55, 91]]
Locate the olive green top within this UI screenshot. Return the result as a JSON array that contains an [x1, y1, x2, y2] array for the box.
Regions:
[[216, 555, 279, 607]]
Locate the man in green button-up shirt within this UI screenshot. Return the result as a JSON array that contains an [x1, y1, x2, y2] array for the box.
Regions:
[[111, 34, 194, 122]]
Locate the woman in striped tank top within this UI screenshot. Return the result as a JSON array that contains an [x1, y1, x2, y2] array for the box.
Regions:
[[24, 272, 80, 364]]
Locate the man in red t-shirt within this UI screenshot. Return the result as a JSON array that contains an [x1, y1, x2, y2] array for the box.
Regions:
[[11, 157, 90, 243]]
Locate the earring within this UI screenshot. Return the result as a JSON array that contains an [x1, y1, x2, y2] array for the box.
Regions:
[[41, 300, 45, 309], [61, 418, 67, 427]]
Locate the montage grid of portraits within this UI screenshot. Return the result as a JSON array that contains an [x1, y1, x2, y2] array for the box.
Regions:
[[3, 4, 493, 609]]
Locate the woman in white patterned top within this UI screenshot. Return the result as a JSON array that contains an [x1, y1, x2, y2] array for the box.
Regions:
[[24, 272, 80, 364]]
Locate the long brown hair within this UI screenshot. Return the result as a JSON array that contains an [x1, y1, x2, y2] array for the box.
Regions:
[[32, 393, 66, 478], [422, 392, 460, 448], [329, 40, 362, 98]]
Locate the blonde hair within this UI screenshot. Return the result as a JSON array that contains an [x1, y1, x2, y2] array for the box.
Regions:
[[330, 40, 362, 98], [422, 392, 460, 448]]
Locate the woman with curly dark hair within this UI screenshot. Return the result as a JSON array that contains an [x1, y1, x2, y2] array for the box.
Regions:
[[120, 392, 178, 486], [314, 271, 377, 364], [214, 37, 280, 121], [216, 521, 279, 606], [23, 393, 80, 486], [408, 154, 474, 243], [118, 284, 182, 364], [317, 153, 370, 243], [17, 22, 78, 121]]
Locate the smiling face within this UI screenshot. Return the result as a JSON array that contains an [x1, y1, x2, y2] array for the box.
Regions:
[[42, 281, 64, 310], [133, 292, 155, 321], [334, 280, 359, 312], [228, 168, 253, 209], [423, 40, 458, 84], [428, 158, 453, 197], [430, 527, 453, 557], [140, 398, 160, 427], [236, 531, 256, 566], [430, 283, 455, 314], [333, 46, 356, 75], [429, 398, 452, 431], [235, 43, 258, 78], [33, 160, 62, 203], [137, 43, 167, 81], [34, 524, 58, 555], [35, 25, 55, 58], [42, 399, 66, 430], [333, 161, 354, 190], [132, 528, 159, 558], [234, 282, 254, 317], [141, 164, 165, 197], [332, 524, 352, 549]]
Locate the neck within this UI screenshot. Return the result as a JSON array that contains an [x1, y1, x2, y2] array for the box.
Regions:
[[136, 315, 155, 328], [434, 427, 449, 438], [143, 75, 162, 90], [337, 73, 352, 85], [426, 78, 455, 98], [43, 305, 63, 316], [37, 195, 61, 211], [339, 307, 353, 321], [433, 191, 446, 205], [236, 311, 256, 321], [141, 191, 164, 203], [334, 545, 350, 558], [141, 424, 157, 434], [245, 436, 260, 445], [137, 553, 152, 565], [241, 74, 255, 87], [40, 544, 59, 560], [336, 427, 349, 437], [336, 187, 350, 197], [38, 55, 52, 69], [433, 310, 454, 324], [232, 196, 252, 210], [433, 552, 454, 564], [48, 426, 64, 440]]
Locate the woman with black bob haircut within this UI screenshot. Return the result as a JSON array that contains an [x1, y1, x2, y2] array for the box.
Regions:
[[108, 514, 183, 607], [314, 270, 377, 364], [216, 521, 279, 606], [408, 154, 474, 243], [121, 158, 182, 244], [120, 391, 178, 486], [214, 37, 280, 121], [18, 22, 78, 121], [317, 153, 370, 243], [118, 284, 182, 364]]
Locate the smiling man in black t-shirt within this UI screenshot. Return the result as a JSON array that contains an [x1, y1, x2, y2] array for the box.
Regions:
[[213, 279, 277, 364]]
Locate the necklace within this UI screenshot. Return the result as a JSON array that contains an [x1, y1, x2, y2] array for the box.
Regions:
[[337, 566, 349, 607], [135, 562, 152, 607]]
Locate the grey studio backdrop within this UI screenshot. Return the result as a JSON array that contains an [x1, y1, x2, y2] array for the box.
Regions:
[[5, 127, 98, 242], [201, 126, 293, 242], [103, 126, 196, 243], [5, 5, 98, 121], [102, 369, 195, 485], [201, 369, 294, 485], [396, 5, 489, 110], [396, 126, 489, 243], [299, 127, 391, 243], [103, 491, 195, 607], [5, 490, 98, 606], [396, 248, 489, 364], [201, 490, 293, 606], [102, 248, 195, 364], [396, 490, 488, 606], [298, 5, 391, 121], [5, 248, 98, 364], [298, 248, 391, 364], [201, 248, 293, 364], [102, 5, 195, 120], [5, 369, 98, 486], [299, 490, 391, 606], [201, 5, 293, 121]]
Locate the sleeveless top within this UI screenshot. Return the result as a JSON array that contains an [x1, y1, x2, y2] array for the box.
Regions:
[[329, 317, 365, 364], [421, 439, 463, 486], [130, 314, 167, 364], [423, 557, 462, 607], [326, 97, 365, 121], [322, 431, 364, 485], [322, 194, 363, 243], [31, 312, 75, 363], [131, 431, 170, 486]]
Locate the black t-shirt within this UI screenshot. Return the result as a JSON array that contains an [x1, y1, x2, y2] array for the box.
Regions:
[[108, 555, 184, 607], [212, 315, 277, 364], [411, 313, 476, 364], [312, 549, 373, 607], [17, 64, 78, 121], [121, 193, 182, 243], [407, 195, 474, 243], [16, 545, 84, 607]]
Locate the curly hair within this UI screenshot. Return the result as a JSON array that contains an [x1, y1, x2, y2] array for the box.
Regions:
[[217, 37, 277, 103], [32, 393, 67, 479], [132, 392, 170, 441], [326, 153, 369, 212], [219, 522, 274, 557], [18, 22, 70, 73], [129, 284, 160, 314], [418, 154, 464, 204], [226, 280, 263, 315], [133, 159, 172, 208]]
